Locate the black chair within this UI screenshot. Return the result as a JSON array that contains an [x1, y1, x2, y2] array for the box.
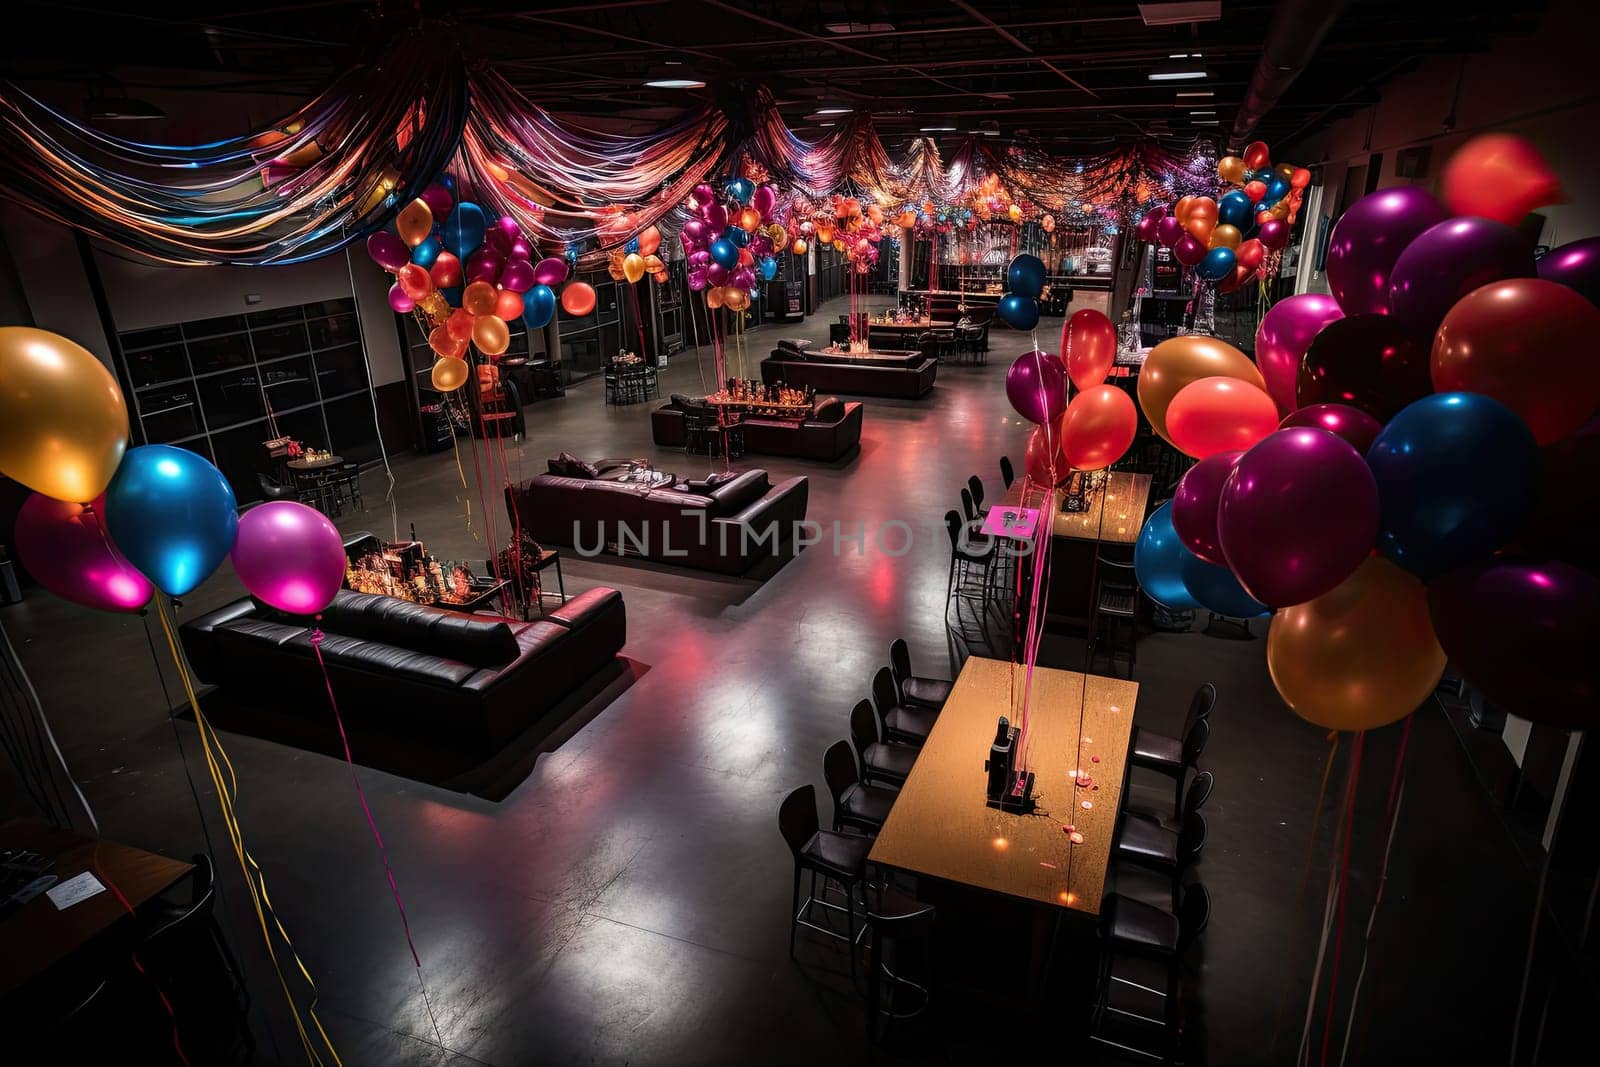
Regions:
[[780, 784, 871, 978], [967, 475, 988, 517], [1114, 806, 1208, 911], [943, 509, 1000, 616], [850, 699, 917, 787], [829, 322, 851, 346], [999, 455, 1015, 490], [1116, 771, 1213, 871], [889, 638, 952, 711], [256, 472, 297, 501], [823, 740, 898, 835], [1091, 883, 1212, 1063], [872, 666, 936, 747], [1132, 688, 1215, 819], [1087, 555, 1140, 679], [865, 888, 937, 1044], [336, 462, 365, 511]]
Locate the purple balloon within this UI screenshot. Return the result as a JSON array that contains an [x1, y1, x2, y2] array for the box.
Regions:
[[418, 182, 453, 220], [1536, 236, 1600, 308], [1428, 557, 1599, 730], [465, 249, 503, 285], [752, 184, 777, 216], [687, 268, 708, 291], [1217, 427, 1379, 607], [387, 282, 415, 313], [366, 231, 409, 271], [1171, 451, 1244, 566], [688, 250, 712, 269], [683, 219, 708, 243], [532, 257, 569, 287], [1004, 350, 1068, 424], [1156, 215, 1184, 248], [1135, 214, 1160, 244], [1258, 218, 1290, 251], [707, 262, 730, 286], [230, 501, 346, 616], [12, 494, 153, 614], [702, 203, 728, 232], [508, 237, 533, 262], [1278, 403, 1382, 454], [1173, 234, 1207, 266], [486, 215, 521, 253], [750, 235, 773, 257], [1388, 217, 1536, 340], [1325, 187, 1449, 316], [691, 182, 717, 210], [1255, 293, 1344, 413], [731, 266, 757, 290], [500, 258, 535, 293]]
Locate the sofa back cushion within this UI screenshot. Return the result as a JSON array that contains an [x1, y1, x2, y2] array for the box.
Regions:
[[547, 451, 598, 478], [706, 469, 770, 514], [318, 590, 520, 666], [811, 395, 845, 424]]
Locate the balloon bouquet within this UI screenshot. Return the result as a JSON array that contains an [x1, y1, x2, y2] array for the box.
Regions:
[[605, 224, 670, 287], [681, 176, 785, 315], [1134, 132, 1599, 735]]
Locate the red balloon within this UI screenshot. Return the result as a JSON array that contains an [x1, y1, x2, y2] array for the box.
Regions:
[[1217, 263, 1255, 294], [1297, 314, 1431, 421], [1258, 219, 1290, 250], [446, 306, 475, 342], [1442, 133, 1563, 227], [1244, 180, 1268, 204], [1431, 278, 1600, 445], [397, 263, 433, 301], [1243, 141, 1271, 170], [428, 325, 467, 360], [494, 288, 525, 321], [430, 251, 462, 289], [1061, 385, 1137, 471], [1235, 239, 1265, 272], [1024, 423, 1068, 486], [1289, 167, 1311, 190], [1166, 376, 1281, 459], [1060, 309, 1117, 390], [561, 281, 597, 316]]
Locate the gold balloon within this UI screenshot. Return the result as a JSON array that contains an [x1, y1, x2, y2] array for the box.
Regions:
[[724, 287, 750, 312], [767, 224, 787, 245], [1274, 162, 1297, 181], [1217, 155, 1248, 185], [1268, 557, 1446, 732], [1210, 223, 1242, 250], [462, 280, 497, 316], [395, 198, 433, 247], [832, 238, 845, 252], [607, 249, 627, 282], [431, 356, 469, 392], [1138, 334, 1266, 446], [705, 286, 725, 309], [642, 254, 664, 274], [472, 314, 510, 356], [0, 327, 129, 502], [623, 252, 647, 284]]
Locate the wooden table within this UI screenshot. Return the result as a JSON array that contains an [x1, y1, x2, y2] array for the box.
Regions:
[[1000, 471, 1151, 545], [285, 454, 341, 472], [1, 820, 192, 997], [869, 656, 1138, 916]]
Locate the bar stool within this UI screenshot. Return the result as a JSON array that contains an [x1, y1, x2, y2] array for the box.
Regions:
[[822, 740, 898, 835], [872, 667, 936, 747], [888, 638, 952, 711], [1087, 555, 1140, 679], [337, 462, 364, 511], [779, 785, 871, 979], [850, 700, 917, 787], [1132, 687, 1215, 820], [944, 509, 1000, 617], [999, 455, 1015, 490], [1090, 883, 1211, 1063], [865, 888, 937, 1044]]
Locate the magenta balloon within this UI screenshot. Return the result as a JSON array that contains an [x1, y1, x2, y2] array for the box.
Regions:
[[1171, 451, 1244, 566], [1005, 350, 1069, 424], [1537, 236, 1600, 308], [703, 203, 728, 231], [1156, 215, 1184, 248], [1258, 219, 1290, 250], [683, 219, 708, 243], [387, 283, 415, 313], [230, 501, 347, 616], [1217, 428, 1379, 607], [532, 257, 569, 287], [1135, 214, 1159, 244], [1173, 234, 1207, 266], [707, 262, 730, 286], [486, 215, 521, 253], [418, 182, 453, 219], [752, 184, 777, 216], [366, 231, 409, 271], [691, 182, 717, 209], [508, 237, 533, 262], [750, 235, 773, 257], [1278, 403, 1382, 454], [1387, 217, 1536, 340], [500, 258, 535, 293], [465, 250, 502, 285], [688, 250, 712, 269], [1145, 204, 1168, 225], [731, 266, 757, 290], [687, 268, 708, 291], [1255, 293, 1344, 413], [13, 494, 153, 613], [1325, 187, 1449, 316]]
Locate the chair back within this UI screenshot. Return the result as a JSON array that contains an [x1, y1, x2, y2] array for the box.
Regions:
[[1185, 683, 1217, 734], [889, 638, 912, 694], [1097, 556, 1138, 590], [1181, 716, 1210, 767], [1182, 770, 1215, 820], [1177, 811, 1208, 869], [967, 475, 985, 512], [960, 487, 977, 523], [999, 455, 1015, 489], [850, 700, 880, 761], [871, 666, 900, 722], [779, 785, 820, 856], [943, 510, 964, 552], [1177, 883, 1212, 952], [144, 854, 216, 945], [866, 901, 937, 937], [823, 740, 861, 802]]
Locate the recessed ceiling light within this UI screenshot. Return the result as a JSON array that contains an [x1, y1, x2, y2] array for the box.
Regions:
[[1149, 60, 1207, 81], [818, 122, 836, 128], [824, 21, 895, 34], [1138, 2, 1221, 26], [1176, 90, 1214, 98], [645, 79, 706, 89], [1189, 110, 1216, 115], [1192, 120, 1220, 126], [815, 106, 853, 115], [920, 125, 957, 132]]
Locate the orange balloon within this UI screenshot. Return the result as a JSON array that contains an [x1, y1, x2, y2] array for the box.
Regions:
[[395, 198, 433, 247], [642, 254, 664, 274], [462, 280, 497, 316], [1243, 140, 1271, 170], [430, 251, 462, 289], [494, 288, 524, 321], [1268, 557, 1446, 732], [446, 306, 475, 342], [652, 269, 669, 284], [1210, 224, 1242, 250], [816, 225, 836, 244], [637, 225, 661, 256], [1431, 278, 1600, 445], [726, 287, 752, 312], [738, 208, 762, 233], [1165, 377, 1280, 459], [398, 263, 433, 301], [1060, 308, 1117, 390], [0, 326, 129, 502], [1217, 156, 1247, 185], [428, 325, 466, 359], [1024, 423, 1069, 486], [431, 356, 469, 392], [705, 286, 724, 309], [738, 248, 754, 267], [1138, 334, 1266, 446], [1441, 133, 1563, 226], [561, 281, 597, 316], [1061, 385, 1137, 471], [472, 314, 510, 356], [1290, 167, 1311, 190], [1185, 197, 1218, 242], [1173, 195, 1196, 225], [623, 252, 647, 284], [1243, 180, 1268, 203], [791, 238, 809, 255]]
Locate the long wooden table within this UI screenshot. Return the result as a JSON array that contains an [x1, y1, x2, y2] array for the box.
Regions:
[[1000, 471, 1151, 545], [868, 656, 1138, 916]]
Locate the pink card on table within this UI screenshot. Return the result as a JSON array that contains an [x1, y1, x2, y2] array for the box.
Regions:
[[983, 506, 1040, 540]]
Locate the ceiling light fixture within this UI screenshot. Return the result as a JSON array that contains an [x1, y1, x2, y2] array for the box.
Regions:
[[815, 106, 853, 115], [824, 21, 895, 35], [919, 125, 957, 132], [1192, 120, 1220, 126], [1176, 90, 1214, 98], [644, 78, 706, 89], [1149, 59, 1207, 81], [1188, 109, 1216, 115]]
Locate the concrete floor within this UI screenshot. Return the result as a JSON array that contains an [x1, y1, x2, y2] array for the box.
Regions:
[[2, 296, 1536, 1064]]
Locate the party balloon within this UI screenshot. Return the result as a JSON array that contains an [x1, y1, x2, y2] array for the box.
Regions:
[[687, 268, 709, 291], [1431, 278, 1600, 445], [753, 185, 777, 216], [494, 288, 525, 321], [1388, 217, 1536, 340], [726, 177, 754, 204], [533, 257, 569, 288], [472, 315, 510, 356], [724, 287, 751, 312], [1234, 238, 1265, 273], [440, 201, 486, 258], [1441, 133, 1563, 226], [1368, 392, 1538, 579], [1325, 187, 1449, 315], [462, 280, 498, 316], [637, 225, 662, 257], [1181, 551, 1269, 619], [1197, 246, 1235, 281], [430, 251, 462, 289], [1257, 218, 1290, 251], [1218, 156, 1247, 185], [523, 285, 557, 330], [732, 266, 757, 290], [1135, 502, 1202, 611], [13, 494, 152, 613], [1253, 294, 1344, 413], [997, 294, 1040, 331], [1061, 385, 1137, 471], [395, 198, 433, 247], [0, 327, 129, 504], [1135, 213, 1160, 244], [759, 255, 778, 281], [1536, 236, 1600, 308], [1290, 167, 1311, 189], [366, 231, 409, 271], [1209, 224, 1242, 251], [623, 252, 647, 284], [561, 281, 597, 316], [792, 238, 809, 256], [1427, 556, 1598, 729], [1061, 308, 1116, 390], [500, 259, 535, 293], [1268, 557, 1445, 731], [446, 307, 475, 342], [1296, 314, 1430, 421], [104, 445, 237, 597], [428, 325, 467, 360], [431, 356, 469, 392], [705, 286, 725, 309], [410, 236, 442, 270], [606, 251, 627, 283], [704, 203, 729, 232], [1173, 234, 1207, 266], [691, 183, 716, 209], [486, 216, 521, 254], [735, 208, 760, 233], [1139, 334, 1266, 446], [1242, 141, 1271, 170], [1279, 403, 1381, 454], [1006, 254, 1046, 298], [643, 254, 664, 275], [1172, 451, 1243, 566], [1023, 424, 1068, 486], [707, 262, 730, 286], [397, 263, 433, 302], [1218, 191, 1253, 229], [1243, 181, 1268, 206], [725, 226, 751, 249], [710, 239, 739, 269], [1156, 215, 1184, 248], [387, 283, 415, 314], [1217, 263, 1256, 295], [418, 182, 453, 219], [1185, 197, 1218, 242], [231, 501, 345, 615], [1004, 350, 1068, 424], [1166, 377, 1281, 460]]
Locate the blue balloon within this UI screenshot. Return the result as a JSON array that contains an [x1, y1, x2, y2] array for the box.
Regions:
[[710, 238, 740, 269], [523, 284, 557, 330], [106, 445, 238, 598], [410, 235, 441, 269], [1219, 190, 1254, 228], [759, 255, 778, 281], [1180, 552, 1269, 619], [1198, 246, 1237, 281], [625, 236, 641, 254], [996, 294, 1040, 331], [726, 177, 754, 204], [1249, 168, 1275, 183], [440, 201, 485, 258], [1006, 253, 1047, 299], [724, 225, 750, 248], [1265, 176, 1291, 204], [1135, 502, 1201, 610], [1367, 393, 1539, 580]]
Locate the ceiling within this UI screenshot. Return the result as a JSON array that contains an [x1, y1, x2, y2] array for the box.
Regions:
[[7, 1, 1541, 153]]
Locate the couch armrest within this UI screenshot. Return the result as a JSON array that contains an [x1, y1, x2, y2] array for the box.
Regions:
[[709, 476, 810, 569], [650, 406, 686, 447]]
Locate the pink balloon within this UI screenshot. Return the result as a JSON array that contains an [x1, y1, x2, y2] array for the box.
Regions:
[[1166, 377, 1281, 459], [230, 501, 347, 615], [418, 182, 453, 220], [13, 494, 153, 613], [366, 231, 409, 271], [691, 183, 717, 210], [1156, 215, 1184, 248], [683, 219, 708, 243], [679, 231, 698, 256], [1255, 293, 1344, 414], [732, 266, 757, 290], [1258, 218, 1290, 250], [487, 215, 521, 252], [707, 262, 730, 286], [387, 283, 415, 313], [465, 249, 503, 285], [1173, 234, 1207, 266], [687, 268, 708, 291], [500, 258, 536, 293], [1135, 214, 1160, 244], [508, 237, 533, 261], [1005, 350, 1069, 424], [1171, 451, 1244, 566], [533, 257, 569, 287], [688, 250, 712, 269], [752, 184, 777, 216], [1279, 403, 1382, 454], [702, 203, 728, 231]]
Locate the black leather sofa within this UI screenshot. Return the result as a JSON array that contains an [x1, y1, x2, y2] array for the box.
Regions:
[[760, 345, 937, 399], [181, 587, 626, 756], [651, 394, 863, 461], [506, 467, 808, 575]]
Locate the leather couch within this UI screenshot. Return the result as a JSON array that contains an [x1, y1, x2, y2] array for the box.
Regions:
[[760, 346, 937, 399], [651, 394, 862, 461], [506, 467, 808, 575], [180, 587, 626, 757]]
